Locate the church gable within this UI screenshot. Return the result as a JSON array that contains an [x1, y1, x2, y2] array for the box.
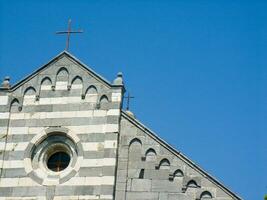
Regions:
[[8, 52, 115, 105], [115, 111, 241, 200], [0, 52, 124, 199]]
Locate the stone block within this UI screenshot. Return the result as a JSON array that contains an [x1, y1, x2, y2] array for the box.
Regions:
[[130, 179, 151, 192]]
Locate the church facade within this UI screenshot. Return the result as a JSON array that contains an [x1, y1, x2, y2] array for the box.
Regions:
[[0, 52, 241, 200]]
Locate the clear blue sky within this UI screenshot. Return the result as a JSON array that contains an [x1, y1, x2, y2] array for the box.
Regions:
[[0, 1, 266, 199]]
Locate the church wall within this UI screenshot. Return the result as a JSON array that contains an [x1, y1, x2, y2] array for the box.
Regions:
[[115, 113, 238, 200], [0, 55, 123, 200]]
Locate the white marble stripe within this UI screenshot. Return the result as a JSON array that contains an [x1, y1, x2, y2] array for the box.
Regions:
[[0, 142, 28, 151], [104, 140, 117, 148], [55, 81, 68, 90], [53, 195, 113, 200], [0, 176, 114, 187], [4, 124, 118, 135], [62, 176, 114, 186], [0, 195, 113, 200], [41, 83, 83, 90], [0, 160, 24, 168], [24, 96, 102, 105], [0, 197, 46, 200], [4, 109, 120, 120], [22, 93, 121, 105], [6, 127, 29, 135], [0, 96, 8, 105], [0, 158, 116, 169], [0, 112, 9, 119], [111, 92, 121, 102], [82, 141, 117, 151], [81, 158, 116, 167], [0, 141, 117, 151], [0, 177, 40, 187]]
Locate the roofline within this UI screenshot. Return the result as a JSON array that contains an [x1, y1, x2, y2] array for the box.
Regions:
[[121, 110, 242, 200], [8, 51, 113, 91]]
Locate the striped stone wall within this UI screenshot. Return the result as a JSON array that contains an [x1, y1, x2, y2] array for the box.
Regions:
[[0, 53, 123, 200]]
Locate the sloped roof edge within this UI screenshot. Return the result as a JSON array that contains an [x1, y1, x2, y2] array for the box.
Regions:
[[121, 110, 242, 200], [9, 51, 113, 91]]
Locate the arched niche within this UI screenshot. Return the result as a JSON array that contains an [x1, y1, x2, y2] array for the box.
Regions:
[[10, 98, 21, 113], [70, 76, 83, 94], [100, 95, 109, 103], [129, 138, 142, 162], [71, 76, 83, 86], [85, 85, 98, 103], [159, 158, 170, 170], [99, 95, 109, 109], [56, 67, 69, 89], [23, 87, 36, 105], [200, 191, 212, 199], [24, 87, 36, 96], [187, 180, 199, 188], [41, 77, 52, 91], [145, 148, 157, 161], [173, 169, 184, 179]]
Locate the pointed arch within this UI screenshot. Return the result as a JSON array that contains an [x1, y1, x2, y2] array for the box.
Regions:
[[56, 67, 69, 89], [24, 86, 36, 96], [159, 158, 170, 170], [11, 98, 19, 106], [100, 95, 109, 104], [200, 191, 212, 199], [57, 67, 69, 76], [85, 85, 98, 103], [10, 98, 20, 112], [145, 148, 157, 161], [40, 77, 52, 91], [23, 87, 36, 105], [41, 77, 52, 85], [99, 95, 109, 109], [70, 76, 83, 93], [71, 76, 83, 85], [85, 85, 98, 94]]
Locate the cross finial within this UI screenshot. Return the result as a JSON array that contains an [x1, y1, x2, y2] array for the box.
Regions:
[[124, 92, 134, 111], [56, 19, 83, 51]]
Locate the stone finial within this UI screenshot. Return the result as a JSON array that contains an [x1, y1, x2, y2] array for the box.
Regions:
[[113, 72, 124, 86], [1, 76, 11, 89], [126, 110, 135, 118]]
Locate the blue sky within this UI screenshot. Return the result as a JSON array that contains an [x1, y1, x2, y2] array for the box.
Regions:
[[0, 0, 266, 199]]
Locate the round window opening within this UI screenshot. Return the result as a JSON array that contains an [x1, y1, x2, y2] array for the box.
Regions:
[[47, 151, 71, 172], [24, 129, 84, 186]]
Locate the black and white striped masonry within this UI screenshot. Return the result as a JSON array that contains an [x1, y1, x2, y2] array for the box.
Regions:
[[0, 52, 241, 200]]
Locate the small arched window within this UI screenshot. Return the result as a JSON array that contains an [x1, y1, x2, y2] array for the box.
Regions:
[[173, 169, 184, 178], [159, 158, 170, 170], [200, 191, 212, 199], [187, 180, 198, 188], [145, 148, 157, 161]]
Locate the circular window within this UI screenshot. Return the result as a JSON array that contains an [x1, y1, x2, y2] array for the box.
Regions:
[[24, 129, 83, 186], [47, 151, 71, 172]]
